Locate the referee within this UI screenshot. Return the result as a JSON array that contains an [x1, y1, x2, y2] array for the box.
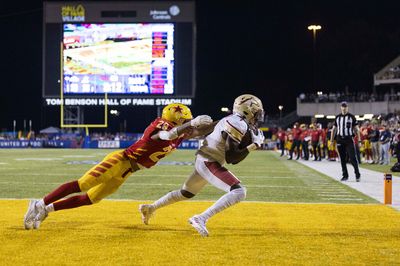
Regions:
[[330, 101, 361, 182]]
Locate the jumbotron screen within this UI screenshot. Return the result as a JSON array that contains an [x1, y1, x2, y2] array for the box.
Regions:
[[63, 23, 174, 95]]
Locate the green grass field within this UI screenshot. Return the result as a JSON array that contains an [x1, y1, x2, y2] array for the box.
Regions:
[[0, 149, 375, 203], [1, 149, 400, 265]]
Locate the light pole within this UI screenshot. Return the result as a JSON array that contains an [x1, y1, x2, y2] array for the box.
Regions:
[[278, 105, 283, 124], [221, 107, 230, 113], [308, 24, 321, 91]]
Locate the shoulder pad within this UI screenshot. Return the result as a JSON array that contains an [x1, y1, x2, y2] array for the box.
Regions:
[[223, 116, 248, 143]]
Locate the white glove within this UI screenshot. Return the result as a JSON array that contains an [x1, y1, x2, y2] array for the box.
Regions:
[[190, 115, 213, 127], [251, 129, 265, 147]]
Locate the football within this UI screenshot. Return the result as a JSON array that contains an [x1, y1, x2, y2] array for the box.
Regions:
[[239, 128, 253, 149]]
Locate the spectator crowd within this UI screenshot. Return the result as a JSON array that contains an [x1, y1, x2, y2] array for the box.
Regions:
[[299, 91, 400, 103], [271, 113, 400, 169]]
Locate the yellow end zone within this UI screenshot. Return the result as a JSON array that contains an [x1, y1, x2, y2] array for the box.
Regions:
[[1, 200, 400, 265]]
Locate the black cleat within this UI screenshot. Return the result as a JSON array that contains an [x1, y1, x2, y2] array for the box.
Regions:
[[340, 177, 349, 181], [356, 177, 361, 182]]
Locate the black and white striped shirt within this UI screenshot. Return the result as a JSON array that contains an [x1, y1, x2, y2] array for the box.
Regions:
[[334, 113, 357, 137]]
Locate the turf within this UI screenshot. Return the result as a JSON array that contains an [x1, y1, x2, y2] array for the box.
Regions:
[[0, 149, 375, 203], [1, 200, 400, 265], [1, 149, 399, 265]]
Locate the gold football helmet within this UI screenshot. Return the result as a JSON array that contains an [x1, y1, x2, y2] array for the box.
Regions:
[[161, 103, 193, 126], [233, 94, 264, 126]]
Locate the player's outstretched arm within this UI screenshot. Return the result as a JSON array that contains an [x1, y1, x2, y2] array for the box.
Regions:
[[151, 115, 213, 141], [184, 120, 219, 139]]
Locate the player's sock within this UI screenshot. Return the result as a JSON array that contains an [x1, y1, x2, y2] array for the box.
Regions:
[[152, 190, 187, 210], [44, 180, 81, 205], [45, 204, 55, 213], [199, 187, 246, 221], [53, 194, 92, 211]]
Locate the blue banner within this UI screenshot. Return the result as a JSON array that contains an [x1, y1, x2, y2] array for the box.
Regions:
[[44, 140, 73, 148], [0, 139, 200, 149], [0, 140, 43, 148]]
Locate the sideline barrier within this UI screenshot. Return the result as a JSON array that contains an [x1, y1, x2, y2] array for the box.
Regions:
[[0, 140, 44, 148], [0, 139, 200, 149]]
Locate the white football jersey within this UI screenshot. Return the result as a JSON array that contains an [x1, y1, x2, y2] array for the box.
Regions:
[[198, 113, 249, 165]]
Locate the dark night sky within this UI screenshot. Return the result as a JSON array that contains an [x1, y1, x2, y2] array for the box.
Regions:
[[1, 0, 400, 132]]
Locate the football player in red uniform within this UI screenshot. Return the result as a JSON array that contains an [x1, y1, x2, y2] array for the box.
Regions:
[[277, 127, 286, 156], [360, 121, 372, 163], [288, 122, 302, 160], [23, 103, 214, 230]]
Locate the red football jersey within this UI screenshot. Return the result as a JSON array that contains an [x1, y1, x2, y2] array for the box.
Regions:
[[310, 129, 320, 142], [299, 129, 309, 141], [277, 130, 286, 141], [124, 118, 185, 168], [292, 128, 302, 140], [360, 126, 371, 141]]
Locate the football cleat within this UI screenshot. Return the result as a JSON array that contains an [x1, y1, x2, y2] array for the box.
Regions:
[[33, 203, 48, 229], [139, 204, 155, 225], [188, 215, 209, 237], [23, 200, 38, 230]]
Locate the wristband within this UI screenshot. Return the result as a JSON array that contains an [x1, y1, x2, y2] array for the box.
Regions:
[[246, 143, 258, 152]]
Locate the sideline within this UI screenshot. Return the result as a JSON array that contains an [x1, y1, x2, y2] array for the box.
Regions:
[[293, 156, 400, 210]]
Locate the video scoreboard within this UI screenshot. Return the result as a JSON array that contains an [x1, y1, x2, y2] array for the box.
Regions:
[[43, 1, 195, 106]]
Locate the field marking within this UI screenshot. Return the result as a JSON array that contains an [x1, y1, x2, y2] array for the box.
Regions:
[[324, 198, 364, 201], [0, 181, 308, 189], [311, 188, 343, 190], [317, 192, 353, 194], [310, 187, 344, 189], [0, 197, 380, 205], [62, 155, 96, 158], [310, 185, 343, 188], [0, 172, 306, 180], [0, 162, 9, 164], [0, 173, 87, 176], [318, 194, 358, 197], [14, 158, 63, 161], [234, 170, 299, 174]]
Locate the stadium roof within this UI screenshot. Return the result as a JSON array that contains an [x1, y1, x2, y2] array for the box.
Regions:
[[374, 55, 400, 85], [39, 126, 60, 134]]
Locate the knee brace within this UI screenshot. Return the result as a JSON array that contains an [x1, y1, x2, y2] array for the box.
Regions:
[[180, 189, 195, 198]]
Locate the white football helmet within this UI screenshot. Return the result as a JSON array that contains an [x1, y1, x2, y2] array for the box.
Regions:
[[233, 94, 265, 126]]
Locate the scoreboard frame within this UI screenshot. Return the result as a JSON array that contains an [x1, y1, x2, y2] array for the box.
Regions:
[[42, 1, 196, 106]]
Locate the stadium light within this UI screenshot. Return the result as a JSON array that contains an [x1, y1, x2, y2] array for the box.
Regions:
[[308, 25, 322, 31], [314, 114, 324, 118], [355, 115, 364, 121], [308, 24, 322, 91], [364, 114, 374, 120], [221, 107, 230, 113], [110, 109, 119, 116], [278, 105, 283, 123], [326, 115, 336, 119]]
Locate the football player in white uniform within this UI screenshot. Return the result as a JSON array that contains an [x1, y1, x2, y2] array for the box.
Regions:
[[139, 94, 265, 237]]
